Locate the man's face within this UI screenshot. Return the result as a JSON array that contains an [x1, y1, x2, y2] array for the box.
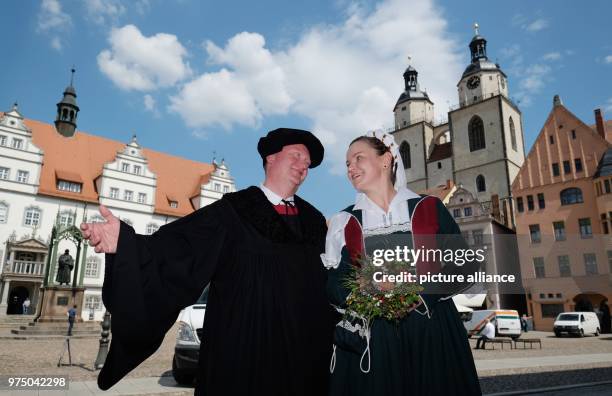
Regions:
[[266, 144, 311, 189]]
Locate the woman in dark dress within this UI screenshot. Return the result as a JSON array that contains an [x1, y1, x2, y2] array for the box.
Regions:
[[321, 132, 481, 396]]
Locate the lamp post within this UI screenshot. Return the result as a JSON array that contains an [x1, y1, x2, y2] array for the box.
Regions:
[[94, 311, 111, 369]]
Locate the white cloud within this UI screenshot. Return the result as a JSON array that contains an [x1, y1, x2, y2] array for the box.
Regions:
[[605, 98, 612, 113], [171, 0, 462, 174], [605, 55, 612, 64], [515, 63, 552, 106], [143, 94, 161, 117], [525, 18, 549, 32], [37, 0, 72, 50], [97, 25, 192, 91], [85, 0, 126, 25], [542, 52, 561, 61]]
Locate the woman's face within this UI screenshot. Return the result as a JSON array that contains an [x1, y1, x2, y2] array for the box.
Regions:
[[346, 140, 390, 192]]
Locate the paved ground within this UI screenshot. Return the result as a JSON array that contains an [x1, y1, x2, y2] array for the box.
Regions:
[[0, 327, 611, 395]]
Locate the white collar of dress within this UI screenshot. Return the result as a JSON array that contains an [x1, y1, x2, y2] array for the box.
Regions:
[[353, 186, 420, 212], [259, 183, 295, 205]]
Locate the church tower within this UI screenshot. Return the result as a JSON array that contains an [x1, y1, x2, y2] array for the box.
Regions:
[[392, 59, 436, 192], [449, 24, 525, 227], [54, 68, 80, 138]]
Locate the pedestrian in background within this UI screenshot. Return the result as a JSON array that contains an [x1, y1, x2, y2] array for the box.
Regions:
[[67, 305, 77, 336], [22, 297, 30, 315], [475, 319, 495, 350]]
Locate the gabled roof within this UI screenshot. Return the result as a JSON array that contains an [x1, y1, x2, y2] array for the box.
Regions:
[[23, 118, 215, 216], [512, 104, 611, 191]]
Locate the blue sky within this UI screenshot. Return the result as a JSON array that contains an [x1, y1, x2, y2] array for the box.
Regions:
[[2, 0, 611, 216]]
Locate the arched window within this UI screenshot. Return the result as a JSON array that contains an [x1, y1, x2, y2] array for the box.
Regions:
[[468, 116, 486, 152], [476, 175, 486, 192], [400, 141, 411, 169], [62, 108, 68, 120], [509, 117, 517, 151], [560, 188, 583, 205], [0, 201, 8, 223]]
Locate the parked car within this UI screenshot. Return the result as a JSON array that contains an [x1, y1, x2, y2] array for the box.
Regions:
[[172, 286, 208, 385], [553, 312, 600, 337], [463, 309, 522, 340]]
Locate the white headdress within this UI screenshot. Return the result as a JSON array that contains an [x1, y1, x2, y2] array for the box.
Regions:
[[364, 129, 407, 190]]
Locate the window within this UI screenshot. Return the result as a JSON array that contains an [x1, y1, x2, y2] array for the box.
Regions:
[[560, 188, 583, 205], [121, 163, 130, 172], [553, 221, 566, 241], [571, 130, 576, 139], [541, 304, 564, 318], [473, 229, 484, 245], [401, 106, 406, 111], [574, 158, 583, 172], [453, 208, 461, 218], [124, 190, 133, 201], [138, 193, 147, 204], [0, 202, 8, 223], [537, 193, 545, 209], [552, 163, 560, 176], [59, 211, 75, 227], [0, 167, 9, 180], [516, 197, 524, 213], [17, 170, 29, 183], [549, 135, 554, 144], [400, 141, 411, 169], [533, 257, 545, 278], [85, 295, 102, 310], [563, 160, 571, 174], [583, 253, 598, 275], [437, 162, 442, 169], [109, 188, 119, 199], [468, 116, 486, 152], [558, 255, 571, 277], [223, 185, 229, 193], [85, 257, 100, 278], [133, 165, 141, 175], [597, 182, 603, 196], [476, 175, 486, 192], [529, 224, 541, 243], [214, 183, 221, 192], [606, 179, 611, 194], [464, 207, 473, 217], [602, 213, 609, 234], [527, 195, 534, 211], [509, 117, 517, 151], [12, 138, 23, 149], [23, 207, 41, 226], [57, 180, 82, 193], [0, 135, 6, 146], [146, 223, 159, 235], [579, 218, 592, 238], [170, 201, 178, 208]]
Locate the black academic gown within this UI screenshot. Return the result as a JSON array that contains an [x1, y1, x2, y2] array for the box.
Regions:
[[98, 186, 334, 395]]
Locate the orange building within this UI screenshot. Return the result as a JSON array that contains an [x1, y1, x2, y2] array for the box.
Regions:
[[512, 96, 612, 331]]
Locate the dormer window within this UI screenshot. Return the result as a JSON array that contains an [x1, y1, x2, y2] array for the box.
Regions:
[[224, 185, 229, 193], [214, 183, 221, 192], [57, 180, 82, 193], [122, 162, 130, 172], [170, 201, 178, 208], [12, 138, 23, 149], [133, 165, 142, 175]]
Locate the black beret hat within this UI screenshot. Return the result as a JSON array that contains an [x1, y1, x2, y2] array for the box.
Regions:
[[257, 128, 324, 168]]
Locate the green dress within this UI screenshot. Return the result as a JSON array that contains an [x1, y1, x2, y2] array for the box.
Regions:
[[326, 196, 481, 396]]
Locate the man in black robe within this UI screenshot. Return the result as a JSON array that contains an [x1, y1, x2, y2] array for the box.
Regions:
[[81, 128, 333, 395]]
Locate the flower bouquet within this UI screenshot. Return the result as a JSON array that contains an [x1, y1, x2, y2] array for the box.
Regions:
[[344, 255, 423, 322]]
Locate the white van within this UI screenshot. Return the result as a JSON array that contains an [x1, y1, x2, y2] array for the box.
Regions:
[[553, 312, 600, 337], [463, 309, 522, 339], [172, 286, 208, 385]]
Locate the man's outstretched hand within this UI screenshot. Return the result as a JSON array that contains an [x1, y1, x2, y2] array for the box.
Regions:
[[80, 205, 120, 254]]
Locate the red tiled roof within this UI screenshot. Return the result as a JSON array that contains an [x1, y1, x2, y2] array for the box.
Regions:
[[428, 142, 453, 162], [25, 118, 215, 216]]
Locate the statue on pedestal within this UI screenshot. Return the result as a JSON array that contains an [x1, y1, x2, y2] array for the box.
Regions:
[[56, 249, 74, 286]]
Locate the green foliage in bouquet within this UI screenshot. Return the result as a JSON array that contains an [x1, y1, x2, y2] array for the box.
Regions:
[[344, 256, 423, 322]]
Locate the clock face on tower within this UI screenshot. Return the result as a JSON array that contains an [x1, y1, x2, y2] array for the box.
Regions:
[[467, 75, 480, 89]]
